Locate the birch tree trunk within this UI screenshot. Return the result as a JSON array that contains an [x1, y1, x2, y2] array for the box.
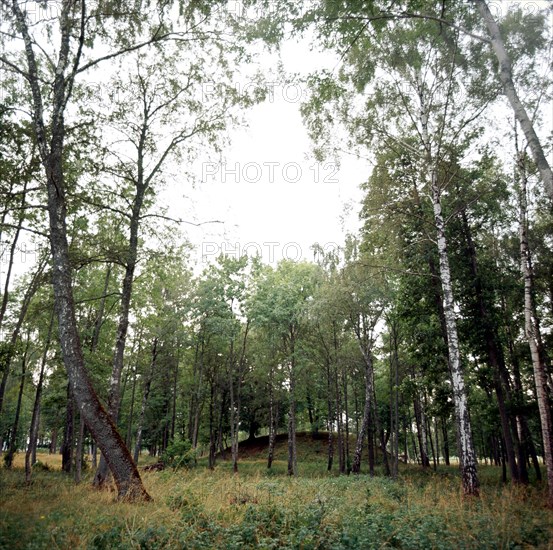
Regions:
[[431, 170, 479, 496], [352, 351, 374, 473], [287, 352, 298, 476], [267, 371, 278, 469], [94, 121, 150, 487], [5, 0, 150, 500], [518, 153, 553, 507], [474, 0, 553, 201]]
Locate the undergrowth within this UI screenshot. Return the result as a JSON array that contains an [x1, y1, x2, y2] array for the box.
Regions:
[[1, 451, 552, 549]]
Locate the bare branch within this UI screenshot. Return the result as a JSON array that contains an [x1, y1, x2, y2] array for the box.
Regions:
[[139, 213, 223, 227], [0, 222, 48, 238]]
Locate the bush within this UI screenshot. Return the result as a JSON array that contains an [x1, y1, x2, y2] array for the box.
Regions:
[[32, 460, 51, 471], [160, 439, 195, 470]]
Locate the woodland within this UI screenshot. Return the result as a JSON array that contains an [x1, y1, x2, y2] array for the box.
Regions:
[[1, 1, 553, 548]]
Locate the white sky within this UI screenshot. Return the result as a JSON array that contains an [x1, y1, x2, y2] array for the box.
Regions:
[[6, 0, 551, 284], [159, 37, 370, 271]]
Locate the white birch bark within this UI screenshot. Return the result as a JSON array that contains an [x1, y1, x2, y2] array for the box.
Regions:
[[474, 0, 553, 201], [431, 169, 479, 496], [518, 156, 553, 507]]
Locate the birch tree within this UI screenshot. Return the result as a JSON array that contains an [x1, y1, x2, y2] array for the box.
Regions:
[[517, 146, 553, 507], [249, 261, 321, 476], [473, 0, 553, 201], [0, 0, 215, 500], [300, 14, 486, 493], [91, 39, 256, 485]]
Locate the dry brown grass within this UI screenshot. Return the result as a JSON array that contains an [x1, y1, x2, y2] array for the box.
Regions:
[[1, 448, 553, 549]]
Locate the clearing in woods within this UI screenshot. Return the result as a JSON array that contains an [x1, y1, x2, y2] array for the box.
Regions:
[[1, 433, 552, 549]]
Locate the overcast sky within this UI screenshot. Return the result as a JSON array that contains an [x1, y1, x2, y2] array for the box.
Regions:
[[160, 36, 371, 270]]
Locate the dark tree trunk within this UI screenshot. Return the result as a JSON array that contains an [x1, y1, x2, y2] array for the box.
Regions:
[[413, 386, 430, 468], [61, 383, 74, 474], [94, 182, 146, 487], [500, 436, 507, 483], [52, 112, 139, 485], [26, 312, 54, 483], [229, 322, 249, 474], [75, 414, 85, 483], [187, 339, 200, 443], [0, 259, 45, 419], [267, 374, 278, 469], [391, 329, 400, 477], [287, 330, 298, 477], [434, 417, 440, 467], [287, 370, 297, 476], [91, 441, 97, 469], [442, 418, 450, 466], [4, 338, 30, 468], [523, 422, 542, 481], [171, 348, 179, 442], [50, 428, 58, 455], [307, 391, 315, 433], [191, 337, 205, 449], [8, 0, 150, 500], [460, 206, 522, 483], [134, 338, 157, 464], [208, 379, 216, 470], [217, 395, 225, 460], [506, 321, 537, 481]]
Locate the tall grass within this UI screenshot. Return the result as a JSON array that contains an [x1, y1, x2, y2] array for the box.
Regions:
[[1, 447, 552, 549]]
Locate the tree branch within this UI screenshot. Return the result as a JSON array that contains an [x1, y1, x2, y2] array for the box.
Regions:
[[139, 213, 223, 226]]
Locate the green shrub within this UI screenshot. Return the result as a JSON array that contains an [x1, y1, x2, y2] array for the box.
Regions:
[[32, 460, 51, 471], [160, 439, 195, 470]]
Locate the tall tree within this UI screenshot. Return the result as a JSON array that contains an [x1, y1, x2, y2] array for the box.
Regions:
[[517, 146, 553, 507], [92, 39, 254, 484], [473, 0, 553, 201], [249, 261, 321, 476], [0, 0, 176, 500]]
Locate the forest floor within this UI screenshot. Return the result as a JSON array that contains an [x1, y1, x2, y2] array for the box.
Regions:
[[1, 434, 553, 549]]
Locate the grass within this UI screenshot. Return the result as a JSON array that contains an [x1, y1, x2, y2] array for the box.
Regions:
[[1, 436, 552, 549]]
